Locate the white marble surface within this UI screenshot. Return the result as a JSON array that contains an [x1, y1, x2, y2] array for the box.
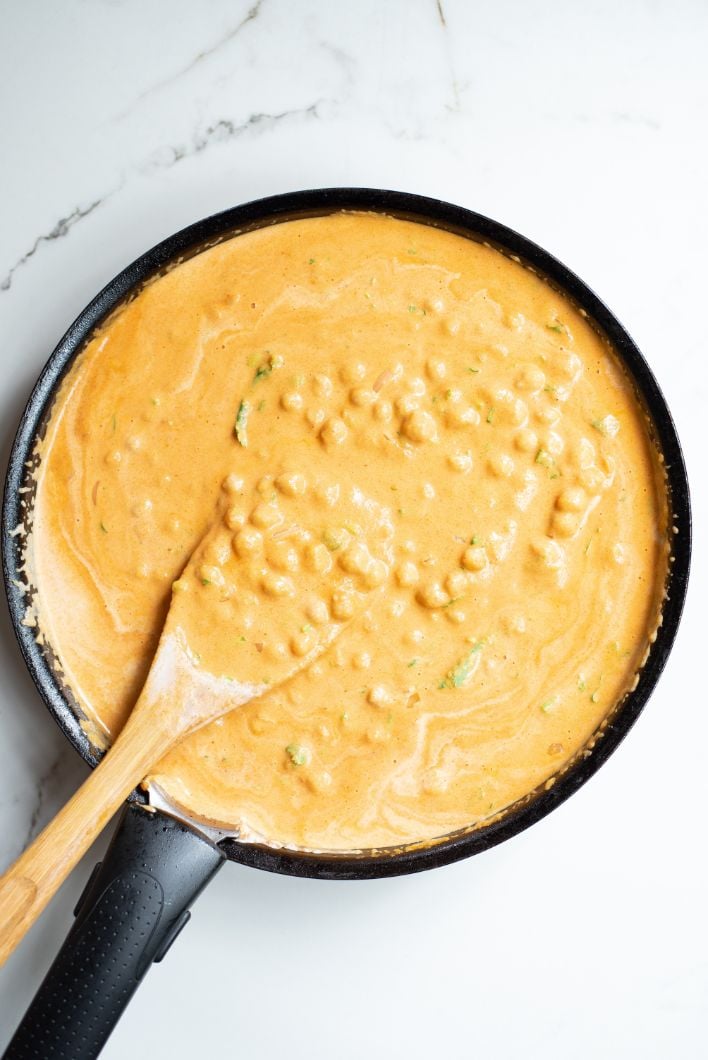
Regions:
[[0, 0, 706, 1055]]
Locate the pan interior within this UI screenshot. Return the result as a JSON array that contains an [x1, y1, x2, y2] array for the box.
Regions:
[[3, 191, 688, 873]]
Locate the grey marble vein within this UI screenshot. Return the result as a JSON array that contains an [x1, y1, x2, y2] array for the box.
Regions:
[[611, 110, 660, 130], [115, 0, 265, 120], [144, 100, 327, 171], [435, 0, 462, 112], [24, 749, 67, 848], [1, 198, 105, 293], [319, 42, 356, 90]]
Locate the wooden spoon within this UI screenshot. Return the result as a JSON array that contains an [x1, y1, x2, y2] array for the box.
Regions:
[[0, 469, 393, 965]]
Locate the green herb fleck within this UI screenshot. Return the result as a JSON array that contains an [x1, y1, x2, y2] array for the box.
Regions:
[[584, 529, 599, 555], [540, 698, 556, 714], [234, 400, 250, 446], [534, 448, 561, 477], [590, 674, 603, 703], [591, 415, 619, 438], [286, 744, 310, 767], [470, 535, 482, 545], [301, 624, 312, 634], [257, 399, 266, 412], [201, 577, 211, 586], [99, 521, 108, 534], [577, 676, 586, 691], [253, 353, 283, 384], [308, 257, 316, 265], [486, 407, 495, 424], [546, 321, 567, 335], [439, 642, 484, 689], [467, 367, 480, 374], [408, 659, 418, 668]]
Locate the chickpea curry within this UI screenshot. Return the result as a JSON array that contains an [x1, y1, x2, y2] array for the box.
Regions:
[[31, 212, 668, 850]]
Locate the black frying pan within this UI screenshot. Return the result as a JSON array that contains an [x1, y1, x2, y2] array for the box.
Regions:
[[1, 189, 691, 1058]]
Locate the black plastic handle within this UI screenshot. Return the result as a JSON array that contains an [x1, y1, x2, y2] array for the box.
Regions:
[[3, 803, 225, 1059]]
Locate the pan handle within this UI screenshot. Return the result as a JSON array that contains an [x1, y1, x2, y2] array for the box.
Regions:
[[2, 803, 225, 1059]]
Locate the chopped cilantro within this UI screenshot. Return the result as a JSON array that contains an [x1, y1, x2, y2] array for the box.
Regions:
[[584, 529, 599, 555], [234, 400, 250, 446], [439, 642, 484, 689], [253, 353, 283, 383], [591, 414, 620, 438], [286, 744, 310, 766]]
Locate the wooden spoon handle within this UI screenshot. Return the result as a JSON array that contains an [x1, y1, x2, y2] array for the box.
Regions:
[[0, 714, 169, 967]]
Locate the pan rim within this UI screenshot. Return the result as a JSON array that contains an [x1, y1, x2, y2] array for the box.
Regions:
[[1, 187, 692, 879]]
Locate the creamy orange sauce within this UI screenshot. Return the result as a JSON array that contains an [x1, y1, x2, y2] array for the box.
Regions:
[[32, 212, 667, 850]]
